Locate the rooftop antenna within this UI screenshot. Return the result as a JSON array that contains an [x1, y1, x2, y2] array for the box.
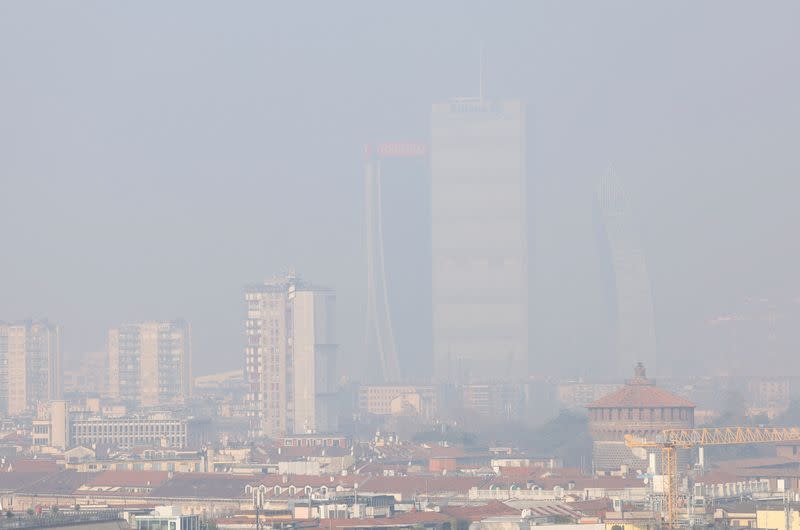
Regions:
[[479, 42, 485, 101]]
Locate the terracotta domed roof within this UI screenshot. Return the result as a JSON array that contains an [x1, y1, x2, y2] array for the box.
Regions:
[[587, 384, 694, 408], [587, 363, 695, 409]]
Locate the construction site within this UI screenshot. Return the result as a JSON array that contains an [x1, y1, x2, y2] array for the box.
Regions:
[[584, 364, 800, 529]]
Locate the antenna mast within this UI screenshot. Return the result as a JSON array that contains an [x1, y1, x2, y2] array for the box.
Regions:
[[479, 42, 485, 101]]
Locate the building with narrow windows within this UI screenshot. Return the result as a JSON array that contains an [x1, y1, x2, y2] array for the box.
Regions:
[[430, 98, 528, 382], [245, 274, 337, 438], [70, 414, 188, 449], [107, 320, 192, 407], [0, 320, 62, 416]]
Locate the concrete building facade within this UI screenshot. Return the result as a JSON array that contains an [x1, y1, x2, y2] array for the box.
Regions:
[[431, 98, 528, 382], [70, 414, 188, 449], [358, 385, 438, 418], [107, 320, 192, 407], [245, 274, 337, 438], [0, 320, 61, 415]]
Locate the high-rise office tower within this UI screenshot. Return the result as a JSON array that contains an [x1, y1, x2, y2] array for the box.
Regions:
[[364, 142, 431, 382], [597, 170, 657, 375], [245, 274, 337, 438], [0, 320, 62, 415], [431, 99, 528, 382], [107, 320, 192, 407]]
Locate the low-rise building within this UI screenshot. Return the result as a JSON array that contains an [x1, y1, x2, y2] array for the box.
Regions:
[[136, 505, 200, 530]]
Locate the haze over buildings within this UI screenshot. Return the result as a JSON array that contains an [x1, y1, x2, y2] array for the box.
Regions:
[[2, 3, 800, 378], [431, 99, 528, 382], [2, 3, 800, 529]]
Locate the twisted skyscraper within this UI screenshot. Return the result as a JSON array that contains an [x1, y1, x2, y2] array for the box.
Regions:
[[597, 170, 657, 376]]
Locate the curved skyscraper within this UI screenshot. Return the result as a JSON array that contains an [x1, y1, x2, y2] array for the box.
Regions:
[[597, 170, 657, 376], [364, 143, 431, 383]]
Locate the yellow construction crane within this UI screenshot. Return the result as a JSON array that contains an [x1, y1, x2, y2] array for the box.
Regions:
[[625, 427, 800, 528]]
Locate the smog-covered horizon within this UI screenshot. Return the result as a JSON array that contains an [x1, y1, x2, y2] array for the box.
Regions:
[[2, 1, 800, 382]]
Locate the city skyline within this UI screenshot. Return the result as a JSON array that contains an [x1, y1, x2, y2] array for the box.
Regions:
[[2, 3, 800, 527], [3, 2, 800, 381]]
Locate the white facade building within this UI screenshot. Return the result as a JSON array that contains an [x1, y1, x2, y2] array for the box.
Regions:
[[431, 99, 528, 382]]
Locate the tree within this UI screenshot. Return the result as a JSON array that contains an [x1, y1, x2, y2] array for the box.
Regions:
[[525, 410, 592, 469]]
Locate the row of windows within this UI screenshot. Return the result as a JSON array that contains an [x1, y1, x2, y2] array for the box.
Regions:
[[590, 407, 691, 422]]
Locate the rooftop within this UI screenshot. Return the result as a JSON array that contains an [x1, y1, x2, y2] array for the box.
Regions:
[[587, 363, 694, 409]]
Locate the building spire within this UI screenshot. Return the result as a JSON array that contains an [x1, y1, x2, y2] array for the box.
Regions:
[[479, 42, 485, 101]]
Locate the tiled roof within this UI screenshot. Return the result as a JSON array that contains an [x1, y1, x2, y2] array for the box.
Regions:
[[15, 470, 89, 495], [147, 472, 357, 500], [440, 501, 518, 521], [587, 384, 694, 408], [358, 475, 485, 497], [566, 497, 613, 516], [312, 512, 451, 530], [524, 504, 582, 519], [148, 473, 256, 499], [0, 471, 55, 492], [5, 459, 61, 472], [85, 470, 170, 487]]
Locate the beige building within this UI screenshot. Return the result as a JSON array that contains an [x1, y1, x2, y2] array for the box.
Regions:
[[245, 274, 337, 438], [0, 320, 62, 416], [108, 320, 192, 407], [358, 385, 437, 418]]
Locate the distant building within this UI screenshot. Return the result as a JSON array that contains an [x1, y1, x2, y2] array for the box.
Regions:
[[462, 382, 526, 419], [33, 407, 199, 449], [70, 414, 188, 449], [63, 351, 108, 395], [277, 434, 351, 448], [597, 170, 658, 376], [746, 376, 790, 419], [0, 320, 62, 415], [556, 382, 622, 410], [587, 363, 694, 472], [107, 320, 192, 407], [245, 274, 337, 438], [431, 98, 528, 382], [364, 142, 431, 382], [358, 385, 437, 419]]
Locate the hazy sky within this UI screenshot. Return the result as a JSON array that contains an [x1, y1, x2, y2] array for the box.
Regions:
[[2, 2, 799, 378]]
